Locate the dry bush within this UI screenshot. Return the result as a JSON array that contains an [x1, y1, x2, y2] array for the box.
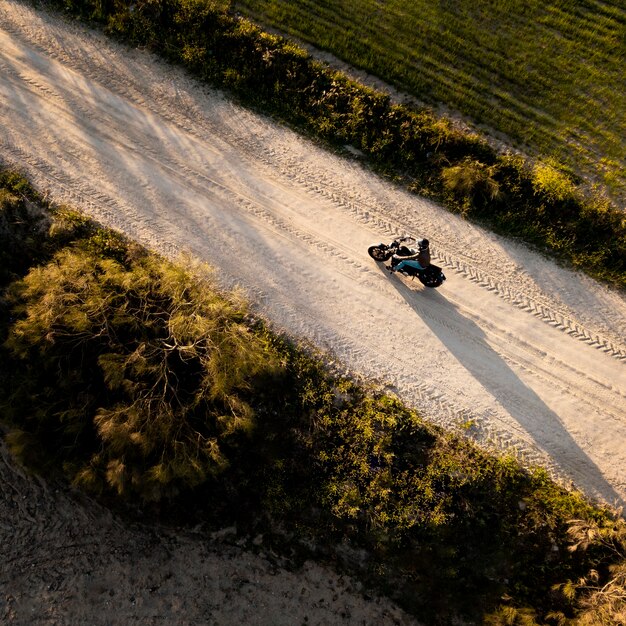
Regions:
[[547, 514, 626, 625], [4, 246, 279, 500]]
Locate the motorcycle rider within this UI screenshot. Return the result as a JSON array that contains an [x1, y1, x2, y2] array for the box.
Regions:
[[389, 238, 431, 274]]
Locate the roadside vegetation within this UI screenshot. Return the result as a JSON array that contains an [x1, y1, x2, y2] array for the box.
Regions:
[[33, 0, 626, 290], [1, 166, 625, 624], [236, 0, 626, 205]]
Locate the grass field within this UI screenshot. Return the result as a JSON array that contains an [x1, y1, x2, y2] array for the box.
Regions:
[[235, 0, 626, 205]]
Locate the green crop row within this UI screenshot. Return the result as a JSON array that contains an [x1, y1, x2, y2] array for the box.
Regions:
[[236, 0, 626, 203]]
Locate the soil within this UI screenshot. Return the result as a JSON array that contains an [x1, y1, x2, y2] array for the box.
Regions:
[[0, 440, 418, 625]]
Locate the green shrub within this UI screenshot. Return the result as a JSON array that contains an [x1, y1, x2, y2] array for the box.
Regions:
[[4, 245, 279, 500], [442, 157, 501, 213], [0, 177, 50, 286], [248, 362, 612, 621], [532, 162, 578, 204], [0, 169, 37, 197], [548, 517, 626, 625]]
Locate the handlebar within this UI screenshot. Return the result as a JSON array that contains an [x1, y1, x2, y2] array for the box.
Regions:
[[395, 236, 416, 245]]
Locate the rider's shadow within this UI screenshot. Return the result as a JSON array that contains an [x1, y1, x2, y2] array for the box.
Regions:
[[384, 267, 624, 508]]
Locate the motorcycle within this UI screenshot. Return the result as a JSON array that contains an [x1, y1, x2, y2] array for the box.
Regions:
[[368, 236, 446, 288]]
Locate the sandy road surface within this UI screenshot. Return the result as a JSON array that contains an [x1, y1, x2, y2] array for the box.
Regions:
[[1, 2, 626, 506]]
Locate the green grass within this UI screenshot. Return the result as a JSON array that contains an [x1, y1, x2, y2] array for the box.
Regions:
[[235, 0, 626, 204]]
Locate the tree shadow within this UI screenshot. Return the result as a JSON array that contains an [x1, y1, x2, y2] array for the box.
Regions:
[[383, 268, 624, 508]]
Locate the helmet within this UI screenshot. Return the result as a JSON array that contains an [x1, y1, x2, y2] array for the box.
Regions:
[[418, 238, 429, 250]]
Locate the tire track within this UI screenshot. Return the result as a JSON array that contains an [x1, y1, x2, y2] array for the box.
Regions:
[[6, 7, 623, 364], [242, 148, 626, 362]]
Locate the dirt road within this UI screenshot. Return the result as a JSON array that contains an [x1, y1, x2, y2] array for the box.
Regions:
[[1, 0, 626, 540]]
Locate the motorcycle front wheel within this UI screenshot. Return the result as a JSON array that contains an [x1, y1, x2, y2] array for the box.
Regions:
[[368, 245, 392, 262]]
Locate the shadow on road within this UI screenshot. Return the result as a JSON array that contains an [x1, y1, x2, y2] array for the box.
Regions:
[[381, 265, 624, 509]]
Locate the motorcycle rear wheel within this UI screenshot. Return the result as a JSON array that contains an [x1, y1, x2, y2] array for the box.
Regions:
[[418, 265, 445, 288]]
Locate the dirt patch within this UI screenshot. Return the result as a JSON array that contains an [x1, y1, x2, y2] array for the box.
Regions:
[[0, 441, 418, 625]]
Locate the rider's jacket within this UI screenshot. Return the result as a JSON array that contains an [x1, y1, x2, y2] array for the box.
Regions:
[[401, 247, 431, 268]]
